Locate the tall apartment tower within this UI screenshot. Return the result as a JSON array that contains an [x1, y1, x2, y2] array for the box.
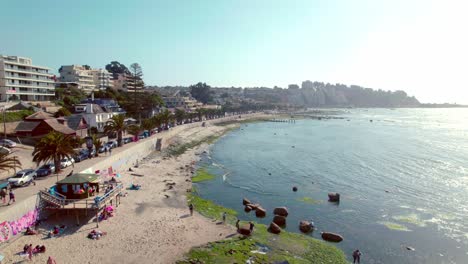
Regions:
[[0, 55, 55, 102]]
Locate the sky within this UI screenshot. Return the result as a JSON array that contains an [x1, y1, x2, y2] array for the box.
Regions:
[[1, 0, 467, 104]]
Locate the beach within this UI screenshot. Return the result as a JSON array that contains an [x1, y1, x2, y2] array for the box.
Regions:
[[0, 121, 241, 264]]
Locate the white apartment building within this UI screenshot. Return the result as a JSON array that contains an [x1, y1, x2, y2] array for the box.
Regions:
[[58, 65, 113, 93], [91, 69, 113, 90], [58, 65, 96, 93], [0, 55, 55, 102]]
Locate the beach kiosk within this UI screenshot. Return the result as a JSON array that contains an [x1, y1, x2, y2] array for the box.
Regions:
[[56, 173, 100, 199]]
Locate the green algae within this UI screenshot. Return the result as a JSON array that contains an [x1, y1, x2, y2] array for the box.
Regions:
[[296, 196, 322, 204], [191, 168, 216, 183], [393, 214, 427, 227], [180, 194, 348, 264], [379, 221, 412, 231]]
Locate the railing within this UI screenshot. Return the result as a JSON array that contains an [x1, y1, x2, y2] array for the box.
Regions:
[[39, 189, 66, 208], [39, 183, 123, 210]]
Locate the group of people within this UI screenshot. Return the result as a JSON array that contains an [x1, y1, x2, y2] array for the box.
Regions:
[[22, 244, 46, 261], [47, 225, 66, 238], [0, 188, 15, 205]]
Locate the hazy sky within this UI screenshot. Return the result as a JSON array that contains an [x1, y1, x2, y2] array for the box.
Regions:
[[1, 0, 467, 103]]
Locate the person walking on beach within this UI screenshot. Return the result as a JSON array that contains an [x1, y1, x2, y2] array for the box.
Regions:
[[27, 243, 33, 261], [352, 249, 361, 263], [189, 203, 194, 216], [8, 190, 15, 205], [236, 219, 240, 231], [47, 256, 57, 264], [222, 212, 227, 224], [0, 188, 6, 204], [249, 221, 255, 233]]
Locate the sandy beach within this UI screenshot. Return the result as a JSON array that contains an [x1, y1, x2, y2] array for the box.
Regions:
[[0, 122, 241, 264]]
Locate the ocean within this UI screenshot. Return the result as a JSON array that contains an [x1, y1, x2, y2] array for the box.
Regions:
[[195, 108, 468, 264]]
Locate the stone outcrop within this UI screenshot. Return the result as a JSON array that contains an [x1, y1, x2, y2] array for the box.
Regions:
[[299, 221, 313, 233], [273, 207, 289, 217], [242, 198, 251, 206], [273, 215, 286, 226], [269, 222, 281, 234], [255, 207, 266, 218]]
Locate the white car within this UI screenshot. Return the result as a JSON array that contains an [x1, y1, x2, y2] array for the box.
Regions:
[[8, 169, 36, 187], [0, 146, 11, 155], [60, 157, 75, 168], [0, 139, 16, 148]]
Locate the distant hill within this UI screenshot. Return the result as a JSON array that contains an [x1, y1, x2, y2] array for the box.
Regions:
[[241, 81, 420, 108], [148, 81, 421, 108]]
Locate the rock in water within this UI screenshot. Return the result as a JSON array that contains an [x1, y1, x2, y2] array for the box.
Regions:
[[238, 226, 251, 236], [269, 222, 281, 234], [244, 205, 252, 213], [242, 198, 251, 206], [273, 207, 289, 217], [321, 232, 343, 242], [292, 186, 298, 192], [255, 207, 267, 218], [328, 193, 340, 202], [249, 204, 260, 210], [273, 215, 287, 226], [299, 221, 313, 233]]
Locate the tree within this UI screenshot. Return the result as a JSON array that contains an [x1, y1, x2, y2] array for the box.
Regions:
[[104, 115, 127, 147], [83, 65, 91, 70], [141, 118, 154, 132], [32, 132, 76, 174], [127, 124, 142, 137], [129, 63, 145, 118], [158, 109, 173, 130], [190, 82, 213, 104], [54, 107, 72, 118], [174, 108, 186, 124], [105, 61, 130, 79], [0, 153, 21, 173], [92, 135, 103, 157]]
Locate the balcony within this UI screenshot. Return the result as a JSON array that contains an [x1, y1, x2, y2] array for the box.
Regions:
[[4, 75, 55, 83], [4, 67, 52, 77]]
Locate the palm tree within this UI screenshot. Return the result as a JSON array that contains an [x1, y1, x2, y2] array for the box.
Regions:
[[32, 131, 76, 174], [127, 124, 142, 138], [174, 108, 186, 125], [151, 115, 162, 132], [196, 108, 205, 122], [92, 135, 103, 157], [141, 118, 154, 132], [104, 114, 127, 147], [159, 109, 172, 130], [0, 153, 21, 173]]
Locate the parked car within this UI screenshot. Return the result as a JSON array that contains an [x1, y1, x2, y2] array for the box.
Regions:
[[0, 139, 16, 148], [98, 146, 107, 153], [123, 137, 133, 144], [8, 169, 36, 187], [36, 163, 55, 177], [105, 141, 117, 149], [60, 157, 75, 168], [75, 148, 97, 162], [0, 146, 11, 155]]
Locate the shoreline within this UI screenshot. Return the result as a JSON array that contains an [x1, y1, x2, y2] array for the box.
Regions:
[[0, 114, 346, 263], [0, 116, 258, 263]]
